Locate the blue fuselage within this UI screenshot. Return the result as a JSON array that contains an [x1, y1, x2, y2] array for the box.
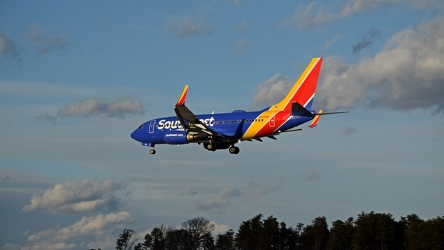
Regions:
[[130, 110, 312, 147]]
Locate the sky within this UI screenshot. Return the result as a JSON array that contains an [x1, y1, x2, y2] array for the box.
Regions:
[[1, 0, 444, 249]]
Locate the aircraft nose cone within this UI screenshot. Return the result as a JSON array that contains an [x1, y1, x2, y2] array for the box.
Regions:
[[131, 129, 142, 142]]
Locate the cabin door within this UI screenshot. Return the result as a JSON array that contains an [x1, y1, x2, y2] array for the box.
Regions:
[[269, 116, 275, 127], [149, 120, 156, 133]]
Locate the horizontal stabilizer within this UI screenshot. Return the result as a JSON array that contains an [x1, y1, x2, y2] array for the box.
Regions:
[[308, 110, 348, 128], [316, 111, 349, 115], [309, 110, 322, 128]]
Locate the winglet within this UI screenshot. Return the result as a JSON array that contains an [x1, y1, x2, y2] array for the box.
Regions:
[[176, 85, 189, 107], [309, 110, 322, 128]]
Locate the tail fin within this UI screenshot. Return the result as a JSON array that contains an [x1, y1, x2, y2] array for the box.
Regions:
[[270, 57, 322, 112]]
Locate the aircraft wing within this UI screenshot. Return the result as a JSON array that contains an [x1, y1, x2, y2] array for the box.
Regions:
[[174, 85, 227, 140]]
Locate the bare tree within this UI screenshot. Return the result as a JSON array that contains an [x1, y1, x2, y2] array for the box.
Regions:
[[181, 217, 215, 249]]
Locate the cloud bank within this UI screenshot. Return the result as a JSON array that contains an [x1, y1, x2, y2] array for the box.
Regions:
[[281, 0, 425, 30], [19, 179, 132, 249], [24, 211, 133, 250], [254, 16, 444, 114], [39, 96, 144, 121], [317, 16, 444, 112], [22, 179, 126, 213]]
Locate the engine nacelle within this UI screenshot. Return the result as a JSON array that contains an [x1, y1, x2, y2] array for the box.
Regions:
[[186, 133, 208, 142], [164, 132, 189, 145]]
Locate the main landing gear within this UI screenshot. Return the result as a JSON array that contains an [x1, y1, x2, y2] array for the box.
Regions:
[[229, 146, 240, 155], [203, 142, 240, 154]]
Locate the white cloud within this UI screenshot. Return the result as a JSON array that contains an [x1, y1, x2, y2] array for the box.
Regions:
[[255, 16, 444, 113], [316, 16, 444, 112], [24, 211, 133, 250], [251, 74, 292, 108], [22, 179, 126, 213], [281, 2, 337, 30], [280, 0, 439, 30], [323, 34, 343, 49], [165, 16, 214, 39], [341, 0, 401, 16], [210, 221, 230, 235], [39, 96, 144, 120]]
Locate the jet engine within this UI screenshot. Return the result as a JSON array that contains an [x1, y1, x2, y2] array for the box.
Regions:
[[164, 132, 189, 144]]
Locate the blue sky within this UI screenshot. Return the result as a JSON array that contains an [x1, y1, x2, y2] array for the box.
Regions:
[[1, 0, 444, 249]]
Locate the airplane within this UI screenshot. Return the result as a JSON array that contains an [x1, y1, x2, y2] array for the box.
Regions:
[[131, 57, 346, 155]]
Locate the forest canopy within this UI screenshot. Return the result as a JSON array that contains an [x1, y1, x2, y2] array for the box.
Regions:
[[107, 212, 444, 250]]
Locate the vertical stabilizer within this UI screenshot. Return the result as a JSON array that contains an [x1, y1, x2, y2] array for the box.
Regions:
[[269, 57, 322, 112]]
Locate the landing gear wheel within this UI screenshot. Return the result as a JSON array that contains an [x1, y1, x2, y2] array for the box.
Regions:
[[229, 146, 240, 154], [149, 149, 156, 155], [205, 143, 216, 151]]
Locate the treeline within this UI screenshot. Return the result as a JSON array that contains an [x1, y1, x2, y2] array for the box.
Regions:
[[110, 211, 444, 250]]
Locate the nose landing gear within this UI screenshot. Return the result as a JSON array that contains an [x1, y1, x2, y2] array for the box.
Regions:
[[146, 143, 156, 154]]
